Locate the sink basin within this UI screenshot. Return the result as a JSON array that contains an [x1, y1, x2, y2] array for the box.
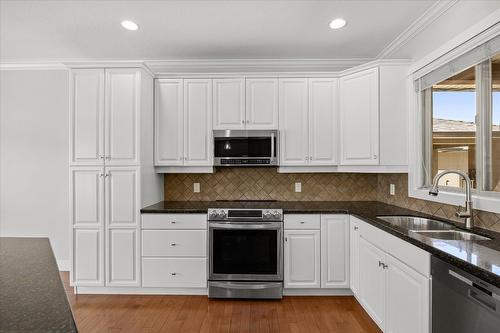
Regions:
[[377, 215, 454, 231], [411, 230, 491, 241]]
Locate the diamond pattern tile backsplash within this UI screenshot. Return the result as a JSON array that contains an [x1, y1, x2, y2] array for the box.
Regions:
[[164, 169, 500, 232]]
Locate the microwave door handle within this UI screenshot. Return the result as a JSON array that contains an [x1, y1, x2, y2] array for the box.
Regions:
[[270, 132, 275, 161]]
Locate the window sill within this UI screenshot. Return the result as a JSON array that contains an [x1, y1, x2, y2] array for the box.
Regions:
[[409, 186, 500, 215]]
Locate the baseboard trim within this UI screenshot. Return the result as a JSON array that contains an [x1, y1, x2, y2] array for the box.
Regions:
[[57, 260, 71, 271], [283, 288, 353, 296], [75, 286, 208, 295]]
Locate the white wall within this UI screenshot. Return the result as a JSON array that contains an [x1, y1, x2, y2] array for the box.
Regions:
[[0, 69, 70, 268]]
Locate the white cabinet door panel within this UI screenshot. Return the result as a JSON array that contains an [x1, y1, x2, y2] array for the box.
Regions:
[[73, 229, 104, 286], [321, 215, 349, 288], [358, 236, 386, 330], [105, 69, 140, 166], [106, 167, 139, 227], [340, 68, 379, 165], [142, 230, 207, 257], [284, 230, 320, 288], [309, 78, 338, 165], [142, 213, 207, 229], [349, 218, 360, 295], [70, 167, 104, 228], [70, 69, 105, 165], [385, 255, 430, 333], [107, 229, 139, 286], [246, 78, 278, 129], [279, 79, 309, 166], [142, 258, 207, 288], [155, 79, 184, 166], [184, 79, 213, 166], [213, 78, 245, 129]]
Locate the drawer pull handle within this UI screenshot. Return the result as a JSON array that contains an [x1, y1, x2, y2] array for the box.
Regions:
[[170, 243, 177, 246], [300, 221, 305, 224], [171, 272, 177, 276], [171, 221, 177, 224]]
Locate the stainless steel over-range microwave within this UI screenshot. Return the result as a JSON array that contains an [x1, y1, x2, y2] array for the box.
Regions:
[[213, 130, 278, 167]]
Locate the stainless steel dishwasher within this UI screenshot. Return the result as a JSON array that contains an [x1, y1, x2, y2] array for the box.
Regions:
[[432, 256, 500, 333]]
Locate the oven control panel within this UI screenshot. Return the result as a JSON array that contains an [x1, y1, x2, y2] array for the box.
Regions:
[[208, 208, 283, 222]]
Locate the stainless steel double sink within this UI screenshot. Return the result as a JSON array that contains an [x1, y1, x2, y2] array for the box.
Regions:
[[376, 215, 491, 241]]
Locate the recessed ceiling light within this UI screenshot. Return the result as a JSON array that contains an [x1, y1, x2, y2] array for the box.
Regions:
[[329, 18, 347, 30], [121, 20, 139, 31]]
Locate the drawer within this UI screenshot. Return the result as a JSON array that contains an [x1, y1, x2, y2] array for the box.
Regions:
[[142, 214, 207, 229], [142, 230, 207, 257], [142, 257, 207, 288], [284, 214, 321, 229]]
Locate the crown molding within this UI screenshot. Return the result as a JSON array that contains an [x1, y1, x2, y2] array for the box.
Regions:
[[377, 0, 459, 59], [0, 62, 68, 71], [146, 58, 373, 76]]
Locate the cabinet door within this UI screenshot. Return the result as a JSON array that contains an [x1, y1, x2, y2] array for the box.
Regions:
[[73, 229, 104, 286], [213, 78, 245, 129], [284, 230, 320, 288], [309, 78, 338, 165], [184, 79, 213, 166], [321, 215, 349, 288], [246, 78, 279, 129], [279, 79, 309, 166], [385, 255, 430, 333], [107, 228, 139, 286], [70, 167, 105, 228], [70, 69, 105, 166], [105, 167, 140, 228], [349, 218, 360, 295], [339, 68, 379, 165], [155, 79, 184, 166], [358, 236, 386, 330], [105, 69, 140, 166]]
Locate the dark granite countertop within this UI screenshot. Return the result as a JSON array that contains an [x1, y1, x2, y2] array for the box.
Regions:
[[142, 200, 500, 288], [0, 238, 78, 333]]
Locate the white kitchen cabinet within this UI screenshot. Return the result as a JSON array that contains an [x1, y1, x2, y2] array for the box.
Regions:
[[308, 78, 338, 165], [349, 218, 360, 295], [142, 257, 207, 288], [284, 230, 321, 288], [105, 69, 141, 166], [279, 78, 309, 165], [70, 69, 105, 166], [279, 78, 338, 166], [70, 167, 104, 228], [184, 79, 213, 166], [339, 68, 379, 165], [105, 167, 140, 227], [213, 78, 245, 129], [73, 228, 104, 286], [320, 215, 349, 288], [107, 228, 139, 286], [385, 254, 430, 333], [155, 79, 184, 166], [358, 236, 387, 330], [246, 78, 279, 129]]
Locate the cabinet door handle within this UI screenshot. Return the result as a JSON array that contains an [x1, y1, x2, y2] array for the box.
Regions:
[[285, 237, 287, 242], [170, 272, 177, 276], [99, 155, 104, 160], [241, 120, 245, 124], [171, 221, 177, 224], [170, 243, 177, 246], [105, 173, 110, 178], [300, 221, 305, 224], [354, 226, 358, 230], [378, 261, 383, 267], [99, 173, 104, 177], [373, 154, 378, 159]]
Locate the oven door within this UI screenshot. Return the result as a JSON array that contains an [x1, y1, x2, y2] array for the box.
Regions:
[[209, 222, 283, 281]]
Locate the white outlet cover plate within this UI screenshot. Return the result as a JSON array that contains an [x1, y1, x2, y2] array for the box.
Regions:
[[389, 184, 395, 195], [295, 182, 302, 193], [193, 183, 200, 193]]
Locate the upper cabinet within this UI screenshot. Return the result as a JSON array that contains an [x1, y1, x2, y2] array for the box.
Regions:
[[279, 78, 338, 166], [213, 78, 279, 130], [339, 67, 380, 165], [246, 78, 279, 129], [213, 78, 245, 129], [70, 68, 141, 166]]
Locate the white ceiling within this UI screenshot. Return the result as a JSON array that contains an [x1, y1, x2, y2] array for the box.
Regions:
[[0, 0, 438, 62]]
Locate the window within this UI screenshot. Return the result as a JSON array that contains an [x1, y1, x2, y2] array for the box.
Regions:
[[420, 50, 500, 194]]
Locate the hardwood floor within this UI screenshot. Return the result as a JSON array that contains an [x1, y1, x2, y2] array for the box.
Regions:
[[61, 272, 381, 333]]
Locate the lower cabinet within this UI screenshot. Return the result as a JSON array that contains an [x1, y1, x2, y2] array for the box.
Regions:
[[352, 216, 431, 333], [142, 257, 207, 288], [284, 229, 321, 288], [73, 228, 104, 286], [107, 228, 140, 286], [283, 214, 349, 289]]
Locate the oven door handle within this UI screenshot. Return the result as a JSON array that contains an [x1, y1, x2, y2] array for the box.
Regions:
[[209, 222, 282, 229]]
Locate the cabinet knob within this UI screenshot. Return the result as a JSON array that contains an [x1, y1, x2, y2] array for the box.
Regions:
[[354, 226, 358, 230], [373, 154, 378, 159], [241, 120, 244, 124], [99, 173, 104, 177], [99, 155, 104, 160]]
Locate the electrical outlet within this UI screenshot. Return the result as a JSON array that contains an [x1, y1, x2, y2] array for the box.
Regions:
[[295, 182, 302, 193], [389, 184, 395, 196], [193, 183, 200, 193]]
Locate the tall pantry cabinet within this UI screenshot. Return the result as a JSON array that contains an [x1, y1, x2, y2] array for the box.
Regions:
[[69, 67, 162, 289]]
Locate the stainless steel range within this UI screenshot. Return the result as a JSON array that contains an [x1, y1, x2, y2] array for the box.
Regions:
[[208, 208, 283, 299]]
